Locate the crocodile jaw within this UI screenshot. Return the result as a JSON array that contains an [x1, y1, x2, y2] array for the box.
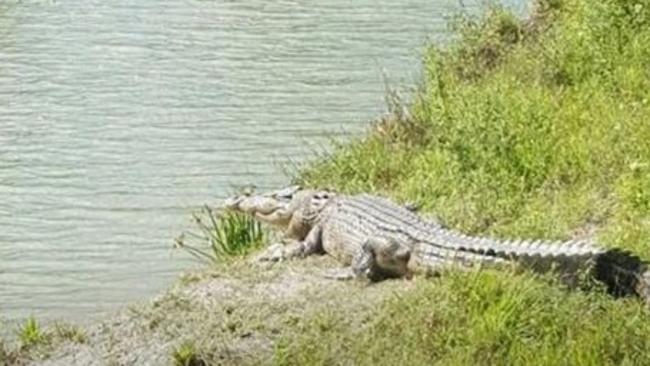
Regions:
[[223, 186, 301, 227]]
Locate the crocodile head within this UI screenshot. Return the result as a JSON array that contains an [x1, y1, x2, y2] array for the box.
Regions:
[[223, 186, 335, 233]]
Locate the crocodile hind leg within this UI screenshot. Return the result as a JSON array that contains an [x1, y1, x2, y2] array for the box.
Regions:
[[324, 237, 411, 281], [322, 240, 376, 280], [365, 237, 412, 280]]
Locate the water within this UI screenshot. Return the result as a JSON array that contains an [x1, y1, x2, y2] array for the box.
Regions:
[[0, 0, 524, 322]]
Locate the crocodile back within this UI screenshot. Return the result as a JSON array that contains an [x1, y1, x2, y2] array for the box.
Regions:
[[319, 194, 443, 263]]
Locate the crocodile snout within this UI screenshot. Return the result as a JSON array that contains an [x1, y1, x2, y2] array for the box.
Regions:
[[223, 195, 245, 210], [223, 194, 288, 215], [223, 186, 301, 214]]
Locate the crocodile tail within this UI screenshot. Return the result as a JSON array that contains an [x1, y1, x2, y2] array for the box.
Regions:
[[594, 249, 650, 303]]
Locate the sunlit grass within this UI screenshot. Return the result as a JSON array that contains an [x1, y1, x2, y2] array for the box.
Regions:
[[275, 269, 650, 365], [299, 0, 650, 251], [288, 0, 650, 363]]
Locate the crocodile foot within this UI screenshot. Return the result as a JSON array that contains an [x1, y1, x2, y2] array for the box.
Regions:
[[254, 242, 307, 262], [254, 243, 287, 262]]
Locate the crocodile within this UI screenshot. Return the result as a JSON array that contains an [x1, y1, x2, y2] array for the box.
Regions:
[[223, 186, 650, 303]]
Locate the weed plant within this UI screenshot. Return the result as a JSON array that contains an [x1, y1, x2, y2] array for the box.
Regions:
[[171, 342, 206, 366], [17, 317, 46, 350], [176, 206, 266, 263]]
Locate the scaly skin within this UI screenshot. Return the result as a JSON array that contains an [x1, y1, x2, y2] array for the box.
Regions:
[[223, 186, 650, 303]]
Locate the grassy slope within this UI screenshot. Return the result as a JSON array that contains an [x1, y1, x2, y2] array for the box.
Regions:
[[282, 0, 650, 364]]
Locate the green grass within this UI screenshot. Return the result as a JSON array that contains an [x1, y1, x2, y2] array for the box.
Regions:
[[275, 270, 650, 365], [17, 317, 47, 350], [176, 206, 266, 263], [171, 341, 206, 366], [285, 0, 650, 363], [301, 0, 650, 247]]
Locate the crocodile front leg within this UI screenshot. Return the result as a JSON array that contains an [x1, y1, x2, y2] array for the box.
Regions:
[[255, 224, 323, 262]]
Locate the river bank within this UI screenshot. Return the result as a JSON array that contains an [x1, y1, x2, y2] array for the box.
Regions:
[[2, 256, 415, 365], [4, 0, 650, 364]]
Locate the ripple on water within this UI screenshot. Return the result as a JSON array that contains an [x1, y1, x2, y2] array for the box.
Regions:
[[0, 0, 526, 321]]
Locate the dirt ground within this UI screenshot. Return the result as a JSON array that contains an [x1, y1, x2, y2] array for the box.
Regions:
[[12, 255, 411, 365]]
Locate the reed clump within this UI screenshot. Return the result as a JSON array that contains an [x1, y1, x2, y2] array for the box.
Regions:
[[176, 206, 266, 263]]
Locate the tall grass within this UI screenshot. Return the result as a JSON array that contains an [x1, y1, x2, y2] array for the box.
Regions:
[[286, 0, 650, 363], [176, 206, 266, 263]]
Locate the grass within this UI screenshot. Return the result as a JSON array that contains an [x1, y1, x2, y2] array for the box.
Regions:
[[0, 340, 18, 366], [275, 270, 650, 365], [52, 323, 87, 345], [171, 342, 206, 366], [175, 206, 266, 264], [283, 0, 650, 363], [17, 317, 47, 350], [0, 318, 90, 364]]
